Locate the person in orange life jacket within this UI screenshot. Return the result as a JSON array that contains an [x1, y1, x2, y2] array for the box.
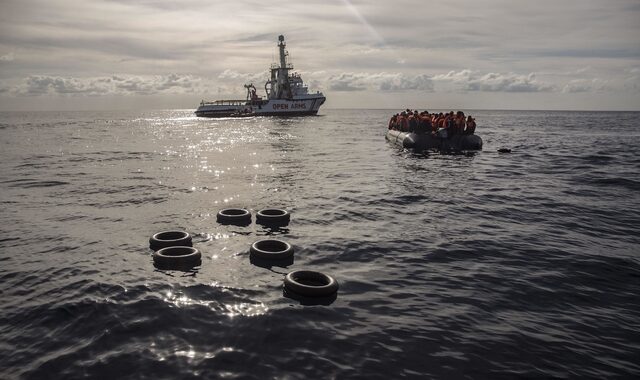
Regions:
[[389, 114, 398, 130], [439, 113, 447, 130], [398, 111, 409, 132], [430, 114, 438, 132], [417, 111, 430, 134], [408, 111, 419, 133], [454, 111, 465, 136], [447, 112, 458, 138], [432, 113, 442, 132], [442, 114, 451, 137], [451, 112, 459, 135], [465, 115, 476, 135], [436, 114, 449, 149]]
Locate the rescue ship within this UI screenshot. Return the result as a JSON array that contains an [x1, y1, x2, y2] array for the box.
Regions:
[[195, 35, 326, 117]]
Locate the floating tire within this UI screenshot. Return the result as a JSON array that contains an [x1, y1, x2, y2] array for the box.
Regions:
[[153, 246, 201, 269], [284, 270, 339, 297], [217, 208, 251, 225], [256, 208, 290, 226], [250, 239, 294, 260], [149, 230, 192, 251]]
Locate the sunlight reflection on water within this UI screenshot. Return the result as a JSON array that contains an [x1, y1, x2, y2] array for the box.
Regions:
[[2, 110, 639, 379], [163, 289, 268, 318]]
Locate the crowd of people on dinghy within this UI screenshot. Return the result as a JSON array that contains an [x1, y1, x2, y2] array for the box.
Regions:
[[388, 110, 476, 137]]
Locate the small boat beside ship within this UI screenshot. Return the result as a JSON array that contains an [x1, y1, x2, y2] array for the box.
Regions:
[[385, 110, 483, 152], [386, 129, 483, 152], [195, 35, 325, 117]]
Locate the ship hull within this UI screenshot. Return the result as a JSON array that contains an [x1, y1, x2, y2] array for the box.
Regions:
[[194, 106, 243, 118], [386, 129, 483, 151], [196, 97, 325, 118]]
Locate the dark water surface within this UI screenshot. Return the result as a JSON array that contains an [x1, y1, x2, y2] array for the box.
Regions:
[[1, 109, 639, 379]]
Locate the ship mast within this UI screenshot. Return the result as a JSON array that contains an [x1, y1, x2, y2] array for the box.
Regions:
[[267, 35, 292, 100], [278, 35, 288, 70]]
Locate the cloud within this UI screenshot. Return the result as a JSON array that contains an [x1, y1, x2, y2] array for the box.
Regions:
[[520, 48, 640, 59], [379, 74, 433, 92], [0, 0, 637, 110], [328, 73, 368, 91], [327, 72, 434, 92], [4, 69, 573, 98], [432, 70, 554, 92], [623, 67, 640, 92], [0, 53, 15, 62], [10, 74, 204, 96], [561, 78, 609, 93], [15, 76, 109, 96], [217, 69, 264, 83]]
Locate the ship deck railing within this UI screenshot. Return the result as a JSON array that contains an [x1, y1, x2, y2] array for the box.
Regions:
[[270, 63, 294, 70], [200, 100, 247, 106]]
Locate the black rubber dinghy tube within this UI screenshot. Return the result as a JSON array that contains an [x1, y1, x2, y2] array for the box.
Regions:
[[217, 208, 251, 225], [149, 231, 192, 251], [153, 246, 201, 269], [284, 270, 339, 297], [256, 208, 290, 226], [250, 239, 294, 260]]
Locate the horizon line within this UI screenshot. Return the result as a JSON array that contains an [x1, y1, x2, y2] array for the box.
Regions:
[[1, 107, 639, 113]]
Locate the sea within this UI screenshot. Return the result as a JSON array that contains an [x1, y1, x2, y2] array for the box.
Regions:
[[0, 109, 639, 379]]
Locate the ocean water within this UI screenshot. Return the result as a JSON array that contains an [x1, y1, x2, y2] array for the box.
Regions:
[[0, 109, 639, 379]]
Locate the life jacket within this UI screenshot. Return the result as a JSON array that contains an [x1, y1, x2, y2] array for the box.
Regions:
[[447, 118, 452, 132], [466, 120, 476, 134], [417, 116, 428, 134], [399, 116, 408, 131], [408, 115, 418, 132], [453, 117, 462, 135]]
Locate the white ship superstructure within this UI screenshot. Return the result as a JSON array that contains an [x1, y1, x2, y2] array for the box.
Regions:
[[195, 35, 325, 117]]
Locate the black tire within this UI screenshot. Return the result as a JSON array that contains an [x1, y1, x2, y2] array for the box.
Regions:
[[153, 246, 201, 269], [250, 239, 294, 260], [217, 208, 251, 225], [256, 208, 290, 226], [284, 270, 338, 297], [149, 231, 192, 251]]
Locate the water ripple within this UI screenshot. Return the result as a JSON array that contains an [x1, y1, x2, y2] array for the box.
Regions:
[[1, 110, 639, 379]]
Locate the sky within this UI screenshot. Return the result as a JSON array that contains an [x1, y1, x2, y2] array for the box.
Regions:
[[0, 0, 639, 111]]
